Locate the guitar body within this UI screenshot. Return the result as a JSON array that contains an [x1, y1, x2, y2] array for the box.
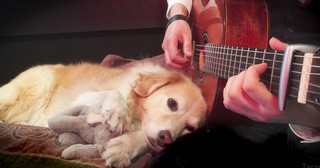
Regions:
[[191, 0, 269, 124]]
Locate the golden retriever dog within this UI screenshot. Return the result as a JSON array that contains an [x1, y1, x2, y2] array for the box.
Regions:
[[0, 61, 207, 167]]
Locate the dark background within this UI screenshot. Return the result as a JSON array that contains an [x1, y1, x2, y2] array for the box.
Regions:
[[1, 0, 319, 85], [0, 0, 167, 85]]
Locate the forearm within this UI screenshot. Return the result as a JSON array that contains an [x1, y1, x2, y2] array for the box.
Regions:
[[166, 0, 192, 18]]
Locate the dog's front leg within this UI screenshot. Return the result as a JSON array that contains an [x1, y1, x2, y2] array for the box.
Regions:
[[72, 90, 131, 135], [102, 131, 150, 168]]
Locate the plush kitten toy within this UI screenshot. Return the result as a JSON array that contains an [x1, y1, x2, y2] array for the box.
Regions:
[[48, 90, 131, 159]]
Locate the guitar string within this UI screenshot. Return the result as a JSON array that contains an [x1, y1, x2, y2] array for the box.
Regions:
[[193, 45, 320, 86], [192, 56, 320, 105], [191, 52, 320, 103], [193, 48, 320, 74], [194, 45, 320, 58], [195, 47, 320, 66], [193, 52, 320, 93], [192, 51, 320, 87], [195, 44, 320, 58], [193, 45, 320, 105], [192, 51, 320, 76], [194, 47, 320, 66], [198, 49, 320, 61], [199, 46, 285, 56], [197, 50, 320, 62], [194, 54, 320, 77]]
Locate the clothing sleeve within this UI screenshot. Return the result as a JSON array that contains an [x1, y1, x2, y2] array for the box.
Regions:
[[166, 0, 193, 18]]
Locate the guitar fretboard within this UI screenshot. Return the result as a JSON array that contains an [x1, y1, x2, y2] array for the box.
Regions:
[[193, 43, 320, 107], [199, 44, 284, 94]]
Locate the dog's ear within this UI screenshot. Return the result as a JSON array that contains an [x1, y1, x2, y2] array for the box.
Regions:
[[133, 72, 182, 97]]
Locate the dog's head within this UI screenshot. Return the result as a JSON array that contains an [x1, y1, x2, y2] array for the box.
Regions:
[[131, 71, 208, 152]]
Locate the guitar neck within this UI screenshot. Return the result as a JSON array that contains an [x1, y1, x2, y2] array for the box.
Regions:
[[195, 43, 284, 95], [193, 43, 320, 108]]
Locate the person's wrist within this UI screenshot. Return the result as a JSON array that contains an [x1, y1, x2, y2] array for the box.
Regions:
[[166, 14, 189, 29]]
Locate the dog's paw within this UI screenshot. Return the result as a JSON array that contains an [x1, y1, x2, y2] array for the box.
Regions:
[[101, 91, 131, 134], [84, 90, 131, 135], [102, 132, 148, 168], [102, 137, 132, 168]]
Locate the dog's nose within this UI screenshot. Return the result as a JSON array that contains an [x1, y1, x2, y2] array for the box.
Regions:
[[157, 130, 173, 148]]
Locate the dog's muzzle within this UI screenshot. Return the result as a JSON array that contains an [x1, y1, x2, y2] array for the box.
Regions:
[[157, 130, 173, 148]]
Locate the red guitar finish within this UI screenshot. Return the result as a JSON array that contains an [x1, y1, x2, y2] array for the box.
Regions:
[[191, 0, 269, 124]]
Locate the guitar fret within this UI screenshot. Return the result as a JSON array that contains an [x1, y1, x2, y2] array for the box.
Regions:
[[231, 46, 234, 78], [221, 45, 225, 78], [208, 45, 211, 75], [223, 45, 227, 78], [245, 47, 249, 70], [222, 46, 226, 78], [218, 45, 221, 76], [213, 45, 215, 76], [216, 44, 219, 76], [214, 44, 218, 76], [221, 46, 225, 78], [262, 48, 266, 63], [253, 48, 257, 65], [212, 45, 216, 76], [227, 46, 230, 78], [238, 47, 243, 75], [215, 44, 219, 76], [225, 46, 230, 78], [232, 47, 242, 76], [211, 45, 217, 75], [239, 48, 244, 73], [209, 45, 212, 74], [227, 46, 232, 78], [228, 46, 234, 78], [269, 50, 277, 91]]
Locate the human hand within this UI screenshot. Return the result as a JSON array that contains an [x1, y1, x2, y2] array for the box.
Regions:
[[223, 37, 287, 122], [269, 37, 287, 51], [162, 17, 193, 70]]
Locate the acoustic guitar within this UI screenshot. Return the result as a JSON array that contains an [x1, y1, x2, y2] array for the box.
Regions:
[[190, 0, 320, 125]]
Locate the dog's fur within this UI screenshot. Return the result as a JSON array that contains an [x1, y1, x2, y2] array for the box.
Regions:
[[0, 61, 208, 167]]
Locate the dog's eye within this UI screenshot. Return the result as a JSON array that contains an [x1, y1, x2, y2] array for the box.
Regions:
[[185, 124, 195, 132], [167, 98, 178, 111]]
